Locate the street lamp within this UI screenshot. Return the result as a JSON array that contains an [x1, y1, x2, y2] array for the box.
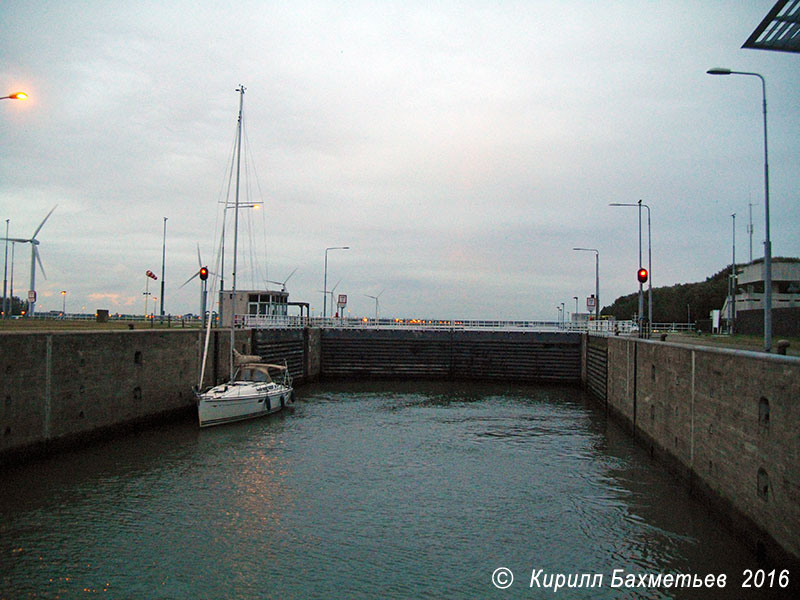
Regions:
[[160, 217, 167, 316], [61, 290, 66, 316], [730, 213, 736, 334], [573, 248, 600, 324], [707, 67, 772, 352], [323, 246, 349, 318], [2, 219, 8, 319], [610, 201, 652, 335], [1, 92, 27, 100]]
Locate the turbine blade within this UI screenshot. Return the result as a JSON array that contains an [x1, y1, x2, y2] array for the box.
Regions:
[[32, 205, 57, 239], [180, 271, 201, 288], [196, 243, 202, 268], [284, 267, 298, 285], [34, 246, 46, 280]]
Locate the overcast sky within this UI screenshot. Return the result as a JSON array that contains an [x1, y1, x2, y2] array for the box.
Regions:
[[2, 1, 798, 321]]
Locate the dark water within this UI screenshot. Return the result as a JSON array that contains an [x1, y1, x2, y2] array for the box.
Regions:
[[1, 382, 795, 599]]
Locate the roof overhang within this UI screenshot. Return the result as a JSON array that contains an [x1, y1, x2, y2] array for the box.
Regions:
[[743, 0, 800, 53]]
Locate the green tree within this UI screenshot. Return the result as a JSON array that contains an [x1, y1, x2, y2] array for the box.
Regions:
[[2, 295, 25, 316]]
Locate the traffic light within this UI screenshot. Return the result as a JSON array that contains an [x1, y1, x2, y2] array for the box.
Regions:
[[199, 266, 209, 281], [637, 268, 648, 284]]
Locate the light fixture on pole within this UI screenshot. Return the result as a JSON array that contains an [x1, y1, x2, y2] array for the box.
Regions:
[[2, 219, 8, 319], [61, 290, 67, 316], [610, 201, 652, 335], [1, 92, 27, 100], [323, 246, 349, 318], [160, 217, 167, 317], [573, 247, 600, 323], [707, 67, 772, 352], [731, 213, 736, 335]]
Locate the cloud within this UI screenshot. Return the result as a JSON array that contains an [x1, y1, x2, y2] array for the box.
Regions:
[[2, 1, 798, 321]]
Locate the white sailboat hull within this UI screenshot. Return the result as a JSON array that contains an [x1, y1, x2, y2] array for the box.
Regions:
[[197, 381, 293, 428]]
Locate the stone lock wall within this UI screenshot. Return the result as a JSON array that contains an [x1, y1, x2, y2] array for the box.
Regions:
[[0, 328, 249, 461], [599, 335, 800, 563]]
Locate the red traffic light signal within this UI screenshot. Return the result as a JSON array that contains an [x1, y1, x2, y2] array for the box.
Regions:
[[199, 266, 209, 281], [637, 268, 648, 284]]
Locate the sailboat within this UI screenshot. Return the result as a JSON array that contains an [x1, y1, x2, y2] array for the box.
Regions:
[[194, 85, 294, 428]]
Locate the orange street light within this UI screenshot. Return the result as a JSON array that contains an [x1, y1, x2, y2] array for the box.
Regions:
[[1, 92, 28, 100]]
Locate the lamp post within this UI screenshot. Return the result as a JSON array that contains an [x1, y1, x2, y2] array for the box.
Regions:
[[573, 247, 600, 324], [731, 213, 736, 334], [1, 92, 27, 100], [160, 217, 167, 317], [61, 290, 66, 317], [707, 68, 772, 352], [610, 201, 652, 335], [323, 246, 349, 318], [3, 219, 8, 319]]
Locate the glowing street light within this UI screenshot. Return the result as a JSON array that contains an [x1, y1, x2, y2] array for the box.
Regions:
[[1, 92, 27, 100]]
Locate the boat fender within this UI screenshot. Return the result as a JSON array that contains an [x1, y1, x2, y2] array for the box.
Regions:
[[290, 390, 296, 404], [280, 395, 285, 409]]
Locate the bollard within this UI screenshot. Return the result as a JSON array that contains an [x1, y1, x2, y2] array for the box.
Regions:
[[776, 340, 790, 355]]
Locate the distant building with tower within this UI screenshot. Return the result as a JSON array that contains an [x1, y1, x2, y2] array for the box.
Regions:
[[721, 257, 800, 336]]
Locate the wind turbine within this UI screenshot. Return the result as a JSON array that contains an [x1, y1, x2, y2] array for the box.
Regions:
[[365, 289, 384, 321], [0, 206, 56, 316], [266, 267, 298, 292], [180, 244, 212, 326]]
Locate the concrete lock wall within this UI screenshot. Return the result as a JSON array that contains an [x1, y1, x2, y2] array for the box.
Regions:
[[0, 328, 249, 462], [598, 335, 800, 563]]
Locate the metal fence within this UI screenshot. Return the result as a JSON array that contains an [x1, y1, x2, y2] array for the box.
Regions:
[[19, 312, 696, 335], [238, 314, 696, 334]]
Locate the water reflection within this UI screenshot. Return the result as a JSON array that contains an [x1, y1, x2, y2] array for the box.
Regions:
[[1, 382, 795, 599]]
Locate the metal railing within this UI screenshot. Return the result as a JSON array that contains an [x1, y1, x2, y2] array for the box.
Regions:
[[237, 315, 699, 334], [11, 311, 697, 335]]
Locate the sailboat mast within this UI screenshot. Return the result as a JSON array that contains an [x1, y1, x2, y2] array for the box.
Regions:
[[230, 84, 245, 381], [232, 84, 245, 293]]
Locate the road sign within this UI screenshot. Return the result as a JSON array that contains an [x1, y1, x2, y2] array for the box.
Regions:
[[586, 296, 596, 309], [28, 290, 36, 303], [337, 294, 347, 307]]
